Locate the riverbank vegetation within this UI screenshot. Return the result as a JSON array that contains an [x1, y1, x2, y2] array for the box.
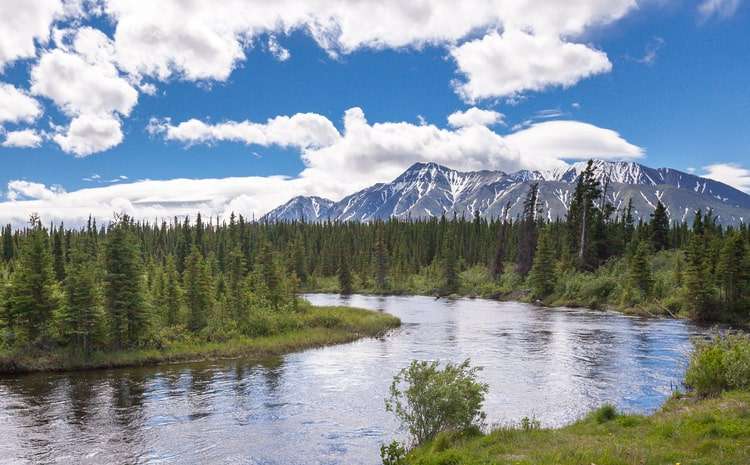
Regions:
[[388, 334, 750, 465], [0, 214, 398, 373]]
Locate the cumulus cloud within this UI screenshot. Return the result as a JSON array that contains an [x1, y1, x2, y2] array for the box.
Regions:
[[30, 28, 137, 156], [52, 113, 124, 156], [2, 129, 43, 148], [0, 0, 63, 69], [698, 0, 742, 19], [447, 107, 504, 128], [701, 163, 750, 193], [451, 29, 612, 101], [0, 83, 43, 124], [149, 113, 341, 149], [99, 0, 633, 93], [31, 47, 137, 117]]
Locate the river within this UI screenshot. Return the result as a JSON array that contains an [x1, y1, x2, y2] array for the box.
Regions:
[[0, 294, 707, 464]]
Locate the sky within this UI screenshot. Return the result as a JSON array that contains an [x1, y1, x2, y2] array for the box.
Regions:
[[0, 0, 749, 226]]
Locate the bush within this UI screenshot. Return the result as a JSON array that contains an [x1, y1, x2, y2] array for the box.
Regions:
[[385, 359, 488, 446], [685, 333, 750, 397], [593, 404, 618, 423], [380, 440, 406, 465]]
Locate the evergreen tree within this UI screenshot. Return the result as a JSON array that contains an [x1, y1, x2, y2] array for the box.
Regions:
[[441, 227, 459, 294], [527, 228, 556, 299], [627, 241, 653, 297], [684, 234, 713, 320], [104, 215, 147, 349], [5, 215, 58, 346], [63, 240, 100, 353], [567, 160, 603, 270], [163, 255, 181, 326], [516, 183, 539, 276], [374, 224, 389, 291], [52, 226, 66, 282], [717, 231, 748, 312], [650, 201, 669, 251], [183, 246, 213, 332], [1, 224, 14, 262], [338, 254, 353, 295]]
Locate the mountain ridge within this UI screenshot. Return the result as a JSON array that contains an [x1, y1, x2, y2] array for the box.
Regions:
[[262, 161, 750, 225]]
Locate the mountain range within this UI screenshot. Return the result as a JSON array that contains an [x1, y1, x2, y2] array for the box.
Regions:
[[262, 160, 750, 225]]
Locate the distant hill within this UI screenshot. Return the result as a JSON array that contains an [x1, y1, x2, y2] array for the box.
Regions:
[[262, 160, 750, 225]]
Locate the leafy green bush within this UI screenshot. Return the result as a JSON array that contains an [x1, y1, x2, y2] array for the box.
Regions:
[[686, 333, 750, 397], [593, 404, 618, 423], [385, 359, 488, 446], [380, 440, 406, 465]]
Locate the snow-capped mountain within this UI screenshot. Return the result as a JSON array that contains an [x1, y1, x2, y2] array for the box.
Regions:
[[263, 196, 334, 222], [262, 161, 750, 225]]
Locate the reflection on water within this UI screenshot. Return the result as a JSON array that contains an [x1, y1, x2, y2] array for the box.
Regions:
[[0, 295, 706, 465]]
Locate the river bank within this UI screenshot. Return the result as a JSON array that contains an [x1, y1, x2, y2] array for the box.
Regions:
[[0, 305, 400, 375], [403, 390, 750, 465]]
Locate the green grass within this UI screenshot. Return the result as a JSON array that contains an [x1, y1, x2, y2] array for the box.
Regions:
[[0, 305, 400, 374], [404, 391, 750, 465]]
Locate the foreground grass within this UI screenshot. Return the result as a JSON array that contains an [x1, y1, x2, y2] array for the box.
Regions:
[[0, 306, 400, 374], [404, 391, 750, 465]]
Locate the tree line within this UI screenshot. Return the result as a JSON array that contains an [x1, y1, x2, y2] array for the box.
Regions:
[[1, 161, 749, 355]]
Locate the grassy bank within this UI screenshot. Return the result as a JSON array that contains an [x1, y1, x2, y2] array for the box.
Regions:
[[403, 391, 750, 465], [0, 305, 400, 374]]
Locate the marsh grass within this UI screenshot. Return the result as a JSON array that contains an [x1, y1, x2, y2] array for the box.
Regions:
[[0, 305, 400, 374]]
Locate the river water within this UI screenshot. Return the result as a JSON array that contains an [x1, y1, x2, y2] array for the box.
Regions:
[[0, 294, 707, 464]]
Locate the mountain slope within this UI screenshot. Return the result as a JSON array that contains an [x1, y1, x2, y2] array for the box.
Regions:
[[262, 161, 750, 225]]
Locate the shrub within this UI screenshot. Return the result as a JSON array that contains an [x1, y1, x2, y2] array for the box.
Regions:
[[380, 440, 406, 465], [386, 359, 488, 446], [593, 404, 618, 423], [685, 333, 750, 397]]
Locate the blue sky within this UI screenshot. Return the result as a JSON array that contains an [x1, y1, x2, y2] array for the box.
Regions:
[[0, 0, 748, 225]]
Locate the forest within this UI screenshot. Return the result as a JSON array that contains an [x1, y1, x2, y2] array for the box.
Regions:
[[1, 161, 749, 368]]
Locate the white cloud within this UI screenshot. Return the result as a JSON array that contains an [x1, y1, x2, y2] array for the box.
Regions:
[[0, 0, 62, 70], [150, 113, 341, 149], [268, 36, 291, 61], [701, 163, 750, 193], [2, 129, 43, 148], [447, 107, 504, 128], [30, 28, 138, 156], [503, 120, 644, 161], [451, 29, 612, 101], [31, 47, 138, 117], [6, 180, 65, 201], [698, 0, 741, 19], [52, 113, 123, 157], [0, 83, 42, 124], [100, 0, 634, 88]]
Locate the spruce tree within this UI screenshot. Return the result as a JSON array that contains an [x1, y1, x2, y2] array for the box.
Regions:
[[374, 224, 388, 291], [650, 201, 669, 251], [441, 227, 459, 294], [6, 215, 58, 346], [104, 215, 147, 349], [684, 234, 713, 320], [2, 224, 14, 262], [163, 255, 181, 326], [627, 241, 653, 297], [338, 254, 353, 295], [528, 228, 556, 299], [717, 232, 748, 312], [63, 241, 100, 354], [183, 246, 213, 332], [516, 183, 539, 276], [52, 226, 66, 282]]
